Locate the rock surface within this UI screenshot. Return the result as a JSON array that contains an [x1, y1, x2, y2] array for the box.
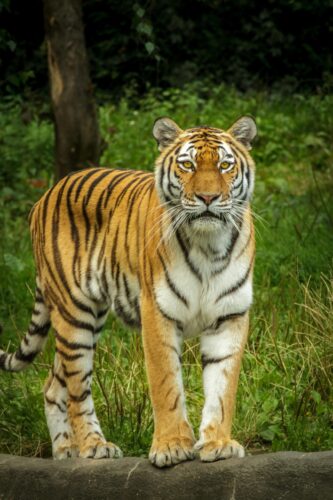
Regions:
[[0, 451, 332, 500]]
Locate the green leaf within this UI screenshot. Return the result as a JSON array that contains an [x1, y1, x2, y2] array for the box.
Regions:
[[145, 42, 155, 55], [262, 397, 279, 413], [311, 390, 321, 404], [7, 40, 16, 51], [259, 428, 275, 442], [134, 5, 145, 18], [3, 253, 26, 273]]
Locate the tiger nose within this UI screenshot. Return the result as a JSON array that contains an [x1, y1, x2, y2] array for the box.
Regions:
[[195, 193, 220, 206]]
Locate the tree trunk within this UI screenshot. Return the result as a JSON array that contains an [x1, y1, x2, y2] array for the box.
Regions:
[[44, 0, 100, 180]]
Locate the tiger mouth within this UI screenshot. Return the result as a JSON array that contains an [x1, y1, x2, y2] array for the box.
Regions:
[[190, 211, 226, 221]]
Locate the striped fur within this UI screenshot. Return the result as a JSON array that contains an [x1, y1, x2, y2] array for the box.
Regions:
[[0, 116, 257, 466]]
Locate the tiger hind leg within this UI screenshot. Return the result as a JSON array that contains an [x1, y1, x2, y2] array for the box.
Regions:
[[50, 305, 122, 459], [44, 353, 78, 459]]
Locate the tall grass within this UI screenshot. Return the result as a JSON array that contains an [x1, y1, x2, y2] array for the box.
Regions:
[[0, 85, 332, 457]]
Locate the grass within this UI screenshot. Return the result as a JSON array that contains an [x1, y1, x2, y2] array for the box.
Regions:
[[0, 84, 332, 457]]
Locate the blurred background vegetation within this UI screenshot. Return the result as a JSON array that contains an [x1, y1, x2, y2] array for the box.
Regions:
[[0, 0, 332, 458], [1, 0, 333, 97]]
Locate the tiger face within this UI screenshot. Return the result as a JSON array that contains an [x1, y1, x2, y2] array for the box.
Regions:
[[153, 117, 257, 231]]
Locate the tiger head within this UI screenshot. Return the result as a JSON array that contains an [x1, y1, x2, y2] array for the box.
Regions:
[[153, 116, 257, 231]]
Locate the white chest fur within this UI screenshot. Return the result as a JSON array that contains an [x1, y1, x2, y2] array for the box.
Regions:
[[154, 223, 253, 338]]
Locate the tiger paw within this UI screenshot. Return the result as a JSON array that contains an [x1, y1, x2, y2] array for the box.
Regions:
[[53, 444, 79, 460], [79, 441, 123, 459], [195, 438, 245, 462], [149, 436, 195, 468]]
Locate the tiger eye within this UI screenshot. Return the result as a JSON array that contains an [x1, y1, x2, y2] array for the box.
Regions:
[[183, 161, 193, 169], [220, 161, 230, 169]]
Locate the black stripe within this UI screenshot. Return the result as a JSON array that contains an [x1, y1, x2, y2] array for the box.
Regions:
[[135, 181, 154, 266], [154, 293, 182, 328], [57, 303, 95, 333], [93, 324, 105, 335], [175, 230, 202, 283], [159, 155, 167, 194], [15, 347, 39, 363], [156, 303, 178, 323], [114, 297, 138, 327], [169, 393, 180, 411], [220, 397, 225, 423], [97, 309, 108, 319], [56, 348, 84, 361], [66, 175, 83, 286], [142, 184, 155, 288], [74, 168, 102, 202], [68, 389, 91, 402], [209, 310, 248, 331], [96, 189, 107, 229], [28, 321, 50, 337], [165, 156, 175, 199], [157, 250, 189, 307], [158, 143, 180, 201], [110, 225, 120, 276], [100, 258, 110, 298], [124, 176, 152, 270], [82, 195, 91, 250], [55, 331, 93, 351], [71, 298, 96, 317], [236, 228, 252, 260], [201, 354, 233, 369], [84, 169, 114, 205], [103, 171, 136, 208], [84, 431, 103, 440], [215, 254, 254, 303], [84, 224, 99, 297], [63, 366, 81, 377], [123, 274, 132, 304], [81, 370, 93, 382], [75, 410, 88, 417], [114, 173, 143, 208], [53, 432, 62, 442], [162, 342, 181, 359], [0, 353, 6, 369], [54, 373, 67, 388], [51, 176, 75, 303], [45, 395, 66, 413]]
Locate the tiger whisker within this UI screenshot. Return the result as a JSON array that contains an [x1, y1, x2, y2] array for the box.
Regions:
[[145, 205, 183, 250]]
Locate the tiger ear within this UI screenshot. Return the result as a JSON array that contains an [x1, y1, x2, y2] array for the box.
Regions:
[[153, 117, 182, 152], [228, 116, 257, 150]]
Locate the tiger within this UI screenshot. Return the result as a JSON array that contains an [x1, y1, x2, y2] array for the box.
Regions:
[[0, 115, 256, 467]]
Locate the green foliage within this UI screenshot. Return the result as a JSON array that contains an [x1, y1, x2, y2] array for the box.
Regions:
[[0, 85, 332, 457], [1, 1, 333, 96], [0, 103, 53, 218]]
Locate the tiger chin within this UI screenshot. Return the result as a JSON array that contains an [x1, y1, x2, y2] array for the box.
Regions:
[[0, 115, 257, 467]]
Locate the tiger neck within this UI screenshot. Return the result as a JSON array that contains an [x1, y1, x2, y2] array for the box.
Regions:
[[172, 217, 243, 259]]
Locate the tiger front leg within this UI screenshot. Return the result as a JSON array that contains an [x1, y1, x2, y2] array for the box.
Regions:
[[141, 295, 195, 468], [196, 314, 249, 462]]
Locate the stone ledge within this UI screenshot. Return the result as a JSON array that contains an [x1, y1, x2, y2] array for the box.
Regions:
[[0, 451, 332, 500]]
